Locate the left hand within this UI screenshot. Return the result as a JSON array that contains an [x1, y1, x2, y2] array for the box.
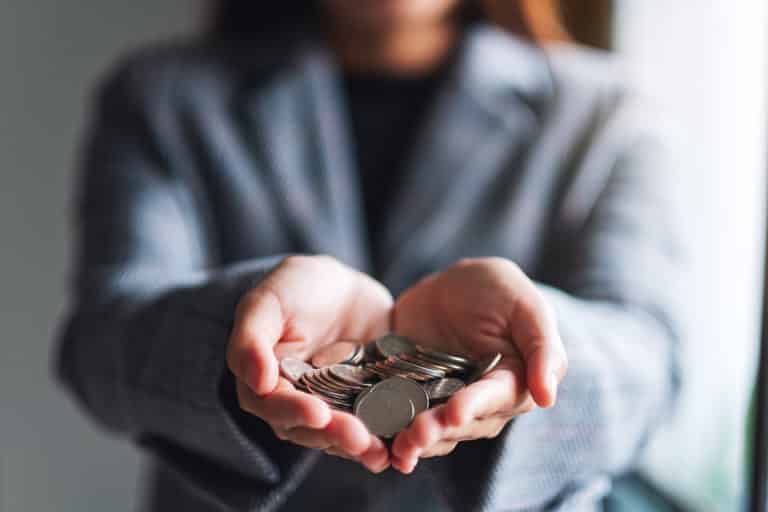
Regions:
[[390, 258, 568, 473]]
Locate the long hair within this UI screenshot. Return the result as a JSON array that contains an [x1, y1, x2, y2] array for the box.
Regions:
[[207, 1, 569, 44]]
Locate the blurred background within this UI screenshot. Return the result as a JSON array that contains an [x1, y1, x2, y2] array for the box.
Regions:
[[0, 1, 765, 511]]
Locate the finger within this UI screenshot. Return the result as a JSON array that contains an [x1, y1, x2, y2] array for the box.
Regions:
[[324, 446, 357, 461], [276, 412, 378, 462], [400, 416, 507, 469], [324, 437, 389, 474], [392, 407, 444, 462], [357, 436, 390, 473], [420, 440, 458, 458], [443, 363, 529, 428], [275, 426, 333, 450], [524, 337, 567, 408], [227, 287, 285, 395], [322, 411, 373, 457], [509, 290, 567, 408], [391, 453, 418, 475], [437, 415, 509, 443], [237, 378, 332, 429]]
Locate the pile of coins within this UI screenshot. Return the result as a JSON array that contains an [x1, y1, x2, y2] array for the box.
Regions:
[[279, 334, 501, 438]]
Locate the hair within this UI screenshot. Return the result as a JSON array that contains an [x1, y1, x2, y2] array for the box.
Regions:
[[208, 1, 569, 44]]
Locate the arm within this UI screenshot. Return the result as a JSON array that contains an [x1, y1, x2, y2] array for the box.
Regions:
[[391, 133, 684, 510], [57, 62, 390, 511]]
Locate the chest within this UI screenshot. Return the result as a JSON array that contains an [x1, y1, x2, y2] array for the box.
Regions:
[[165, 56, 595, 294]]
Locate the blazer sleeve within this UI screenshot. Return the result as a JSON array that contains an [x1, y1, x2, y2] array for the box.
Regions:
[[56, 61, 318, 512], [426, 123, 685, 511]]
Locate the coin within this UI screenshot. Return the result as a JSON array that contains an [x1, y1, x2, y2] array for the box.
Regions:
[[415, 344, 473, 367], [354, 385, 415, 438], [375, 334, 416, 359], [315, 368, 357, 392], [311, 341, 361, 367], [385, 357, 447, 379], [369, 361, 428, 382], [425, 378, 465, 401], [329, 364, 372, 387], [353, 386, 372, 412], [467, 352, 502, 383], [371, 376, 429, 415], [280, 357, 313, 385], [400, 352, 465, 373], [348, 344, 365, 365], [290, 336, 507, 438]]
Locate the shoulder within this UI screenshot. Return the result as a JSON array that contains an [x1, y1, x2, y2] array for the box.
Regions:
[[545, 44, 625, 93], [543, 44, 678, 150], [91, 36, 295, 112]]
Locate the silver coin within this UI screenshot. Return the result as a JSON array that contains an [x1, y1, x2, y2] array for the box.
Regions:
[[354, 386, 415, 438], [362, 364, 391, 379], [329, 364, 373, 387], [404, 351, 472, 373], [308, 386, 354, 410], [415, 344, 473, 367], [467, 352, 502, 383], [385, 357, 446, 379], [280, 357, 314, 385], [314, 368, 357, 393], [311, 341, 360, 367], [401, 351, 468, 373], [348, 344, 365, 365], [370, 376, 429, 415], [304, 377, 354, 401], [353, 386, 372, 412], [375, 334, 416, 359], [369, 361, 428, 382], [426, 378, 465, 401]]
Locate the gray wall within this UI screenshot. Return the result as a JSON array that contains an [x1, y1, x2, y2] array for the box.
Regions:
[[0, 2, 195, 510]]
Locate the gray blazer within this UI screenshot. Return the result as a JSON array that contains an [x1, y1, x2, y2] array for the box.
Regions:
[[57, 24, 684, 512]]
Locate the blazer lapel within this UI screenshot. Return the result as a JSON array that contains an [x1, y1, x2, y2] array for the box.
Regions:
[[246, 44, 371, 272], [381, 27, 552, 289]]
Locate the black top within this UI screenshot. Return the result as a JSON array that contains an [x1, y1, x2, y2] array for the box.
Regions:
[[342, 67, 449, 267]]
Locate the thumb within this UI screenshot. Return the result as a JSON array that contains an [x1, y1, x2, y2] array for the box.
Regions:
[[524, 339, 567, 408], [510, 290, 567, 408], [227, 287, 285, 395]]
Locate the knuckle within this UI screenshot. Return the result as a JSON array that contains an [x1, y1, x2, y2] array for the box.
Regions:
[[271, 426, 288, 440], [280, 255, 307, 268], [455, 257, 479, 268], [410, 417, 432, 445]]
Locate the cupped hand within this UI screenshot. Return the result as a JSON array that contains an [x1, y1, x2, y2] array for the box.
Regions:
[[390, 258, 568, 473], [226, 255, 393, 473]]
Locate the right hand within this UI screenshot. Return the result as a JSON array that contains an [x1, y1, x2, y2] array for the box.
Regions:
[[226, 255, 393, 473]]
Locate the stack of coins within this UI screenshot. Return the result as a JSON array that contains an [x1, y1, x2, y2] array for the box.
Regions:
[[279, 334, 501, 438]]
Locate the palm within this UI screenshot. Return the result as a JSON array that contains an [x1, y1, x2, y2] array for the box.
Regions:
[[393, 258, 563, 407], [228, 256, 393, 474], [259, 256, 393, 362], [395, 261, 526, 358]]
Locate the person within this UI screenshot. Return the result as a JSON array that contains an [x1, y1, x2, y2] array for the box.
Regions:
[[56, 1, 684, 510]]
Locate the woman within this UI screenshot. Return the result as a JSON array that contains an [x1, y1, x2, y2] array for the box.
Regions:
[[58, 1, 683, 510]]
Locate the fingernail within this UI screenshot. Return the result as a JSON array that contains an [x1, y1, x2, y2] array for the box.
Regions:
[[371, 461, 390, 474], [547, 372, 559, 405]]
